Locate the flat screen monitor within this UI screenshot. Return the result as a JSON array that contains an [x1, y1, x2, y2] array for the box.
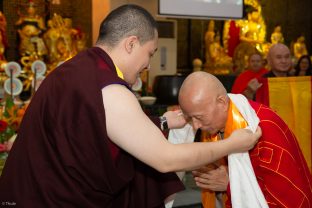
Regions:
[[158, 0, 244, 20]]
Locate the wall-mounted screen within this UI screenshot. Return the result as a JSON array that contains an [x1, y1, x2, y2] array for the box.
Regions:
[[158, 0, 244, 20]]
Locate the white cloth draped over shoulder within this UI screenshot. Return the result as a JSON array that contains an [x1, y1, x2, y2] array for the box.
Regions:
[[227, 93, 268, 208]]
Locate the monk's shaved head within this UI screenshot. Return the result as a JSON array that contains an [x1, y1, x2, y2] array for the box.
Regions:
[[178, 72, 229, 133], [267, 43, 290, 63], [267, 43, 292, 75], [179, 71, 227, 107]]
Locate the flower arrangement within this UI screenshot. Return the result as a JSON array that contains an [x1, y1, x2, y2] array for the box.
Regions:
[[0, 97, 27, 159]]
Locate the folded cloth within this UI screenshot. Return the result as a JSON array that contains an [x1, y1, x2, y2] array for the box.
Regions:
[[227, 93, 268, 208], [168, 123, 195, 145], [165, 123, 196, 208]]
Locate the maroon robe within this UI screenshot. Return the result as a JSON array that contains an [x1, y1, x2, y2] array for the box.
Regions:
[[0, 47, 184, 207]]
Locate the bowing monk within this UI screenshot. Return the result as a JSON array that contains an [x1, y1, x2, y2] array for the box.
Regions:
[[179, 71, 312, 208], [0, 5, 260, 208]]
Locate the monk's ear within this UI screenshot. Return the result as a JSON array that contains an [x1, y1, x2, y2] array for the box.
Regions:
[[125, 36, 139, 54], [217, 95, 228, 112], [217, 95, 227, 106]]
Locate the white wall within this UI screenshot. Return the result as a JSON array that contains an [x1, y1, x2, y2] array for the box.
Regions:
[[149, 21, 177, 88]]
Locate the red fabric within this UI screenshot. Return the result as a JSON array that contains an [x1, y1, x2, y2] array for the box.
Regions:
[[227, 20, 240, 58], [0, 47, 184, 207], [231, 68, 269, 94], [226, 101, 312, 207], [255, 77, 270, 106]]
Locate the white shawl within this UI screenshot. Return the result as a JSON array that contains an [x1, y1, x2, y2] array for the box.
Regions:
[[228, 93, 268, 208]]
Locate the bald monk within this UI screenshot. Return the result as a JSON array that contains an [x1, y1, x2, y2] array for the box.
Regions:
[[0, 5, 260, 208], [245, 43, 293, 104], [179, 71, 312, 208]]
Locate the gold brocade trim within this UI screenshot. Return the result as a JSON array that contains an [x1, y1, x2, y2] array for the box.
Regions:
[[115, 65, 124, 80]]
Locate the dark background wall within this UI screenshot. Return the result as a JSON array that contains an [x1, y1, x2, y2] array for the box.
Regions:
[[176, 0, 312, 72]]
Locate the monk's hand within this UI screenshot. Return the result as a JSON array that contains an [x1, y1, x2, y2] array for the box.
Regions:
[[229, 126, 262, 153], [247, 78, 262, 92], [163, 110, 187, 129], [192, 165, 228, 192]]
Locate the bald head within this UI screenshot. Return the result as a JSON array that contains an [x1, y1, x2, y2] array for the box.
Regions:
[[267, 43, 290, 59], [178, 71, 229, 133], [267, 43, 292, 75], [179, 72, 227, 108]]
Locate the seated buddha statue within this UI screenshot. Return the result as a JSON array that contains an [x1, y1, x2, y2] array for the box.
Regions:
[[270, 25, 284, 44], [16, 2, 46, 31], [293, 35, 308, 61], [207, 33, 233, 74], [204, 20, 216, 67], [15, 2, 46, 57]]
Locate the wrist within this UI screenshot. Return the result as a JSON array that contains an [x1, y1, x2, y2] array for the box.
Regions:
[[159, 116, 168, 131]]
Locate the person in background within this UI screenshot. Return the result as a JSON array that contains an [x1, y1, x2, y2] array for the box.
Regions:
[[263, 43, 293, 77], [0, 5, 260, 208], [179, 71, 312, 208], [294, 54, 312, 76], [253, 43, 294, 106], [242, 43, 293, 102], [231, 52, 268, 99]]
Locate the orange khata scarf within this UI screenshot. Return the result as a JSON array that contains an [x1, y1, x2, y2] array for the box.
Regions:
[[201, 100, 247, 208]]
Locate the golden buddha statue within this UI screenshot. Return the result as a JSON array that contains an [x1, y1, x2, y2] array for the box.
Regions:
[[271, 25, 284, 44], [293, 35, 308, 60], [60, 18, 79, 57], [16, 1, 47, 57], [43, 18, 60, 63], [205, 32, 233, 75], [239, 6, 265, 53], [224, 3, 266, 73], [16, 1, 46, 31], [204, 20, 215, 67], [222, 0, 267, 73], [44, 14, 82, 70]]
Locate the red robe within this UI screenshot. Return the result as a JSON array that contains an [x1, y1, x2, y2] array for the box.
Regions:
[[231, 68, 268, 94], [226, 101, 312, 207], [0, 47, 184, 207]]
